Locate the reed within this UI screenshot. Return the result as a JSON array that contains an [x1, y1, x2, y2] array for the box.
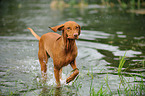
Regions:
[[137, 0, 141, 9], [89, 52, 145, 96], [118, 52, 126, 75]]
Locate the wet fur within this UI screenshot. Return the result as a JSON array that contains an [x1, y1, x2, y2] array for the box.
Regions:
[[28, 21, 81, 87]]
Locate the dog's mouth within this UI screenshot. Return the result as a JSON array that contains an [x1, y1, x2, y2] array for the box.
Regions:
[[67, 36, 78, 40]]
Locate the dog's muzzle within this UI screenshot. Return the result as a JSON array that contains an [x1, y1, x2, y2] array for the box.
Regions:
[[67, 33, 79, 39]]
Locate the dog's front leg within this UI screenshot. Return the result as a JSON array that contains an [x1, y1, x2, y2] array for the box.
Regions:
[[59, 68, 62, 80], [66, 60, 79, 84], [54, 67, 61, 87]]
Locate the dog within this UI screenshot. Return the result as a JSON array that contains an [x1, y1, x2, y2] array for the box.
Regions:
[[28, 21, 80, 87]]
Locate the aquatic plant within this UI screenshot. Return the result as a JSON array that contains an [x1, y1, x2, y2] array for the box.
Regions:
[[118, 52, 126, 75], [89, 53, 145, 96]]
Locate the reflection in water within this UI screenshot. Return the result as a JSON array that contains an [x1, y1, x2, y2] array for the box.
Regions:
[[40, 85, 78, 96], [40, 87, 62, 96], [54, 88, 62, 96], [50, 0, 69, 11]]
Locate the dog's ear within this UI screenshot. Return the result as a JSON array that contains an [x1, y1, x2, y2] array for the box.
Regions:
[[49, 24, 64, 32], [78, 25, 81, 35]]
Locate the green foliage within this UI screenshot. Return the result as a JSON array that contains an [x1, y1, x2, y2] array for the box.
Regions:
[[51, 0, 143, 9], [72, 75, 82, 92], [89, 53, 145, 96], [101, 0, 143, 9], [69, 0, 77, 6], [118, 52, 126, 74], [137, 0, 141, 9]]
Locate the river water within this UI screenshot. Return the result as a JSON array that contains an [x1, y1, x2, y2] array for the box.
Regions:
[[0, 0, 145, 95]]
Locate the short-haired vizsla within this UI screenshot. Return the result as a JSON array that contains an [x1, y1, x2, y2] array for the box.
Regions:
[[28, 21, 80, 87]]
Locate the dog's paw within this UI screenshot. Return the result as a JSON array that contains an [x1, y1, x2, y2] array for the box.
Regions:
[[66, 69, 79, 84], [66, 77, 72, 84]]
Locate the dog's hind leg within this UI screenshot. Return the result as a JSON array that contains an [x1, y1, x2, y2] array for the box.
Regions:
[[54, 67, 61, 87], [38, 43, 49, 82]]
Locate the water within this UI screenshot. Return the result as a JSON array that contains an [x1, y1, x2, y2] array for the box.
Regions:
[[0, 0, 145, 95]]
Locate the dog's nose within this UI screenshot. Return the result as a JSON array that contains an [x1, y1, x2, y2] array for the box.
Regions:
[[74, 33, 78, 37]]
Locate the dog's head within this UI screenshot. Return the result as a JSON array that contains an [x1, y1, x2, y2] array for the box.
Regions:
[[50, 21, 81, 39]]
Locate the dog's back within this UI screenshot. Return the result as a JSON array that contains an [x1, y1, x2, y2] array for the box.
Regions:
[[28, 21, 80, 87]]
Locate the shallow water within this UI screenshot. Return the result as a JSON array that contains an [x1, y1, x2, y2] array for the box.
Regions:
[[0, 0, 145, 95]]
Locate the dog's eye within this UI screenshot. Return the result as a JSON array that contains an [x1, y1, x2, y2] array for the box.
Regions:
[[76, 26, 79, 29], [67, 27, 70, 30]]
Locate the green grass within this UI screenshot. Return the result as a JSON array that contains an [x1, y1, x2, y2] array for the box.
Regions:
[[89, 53, 145, 96], [118, 52, 126, 75]]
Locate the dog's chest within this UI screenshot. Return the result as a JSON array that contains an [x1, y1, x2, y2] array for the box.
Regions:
[[65, 52, 77, 64], [53, 50, 77, 67]]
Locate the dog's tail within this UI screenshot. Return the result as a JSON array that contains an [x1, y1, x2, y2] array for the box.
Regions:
[[27, 28, 40, 40]]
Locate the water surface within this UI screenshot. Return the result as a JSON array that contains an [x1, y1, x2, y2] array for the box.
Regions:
[[0, 0, 145, 95]]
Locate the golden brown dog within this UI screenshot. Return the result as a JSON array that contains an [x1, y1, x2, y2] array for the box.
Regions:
[[28, 21, 80, 87]]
